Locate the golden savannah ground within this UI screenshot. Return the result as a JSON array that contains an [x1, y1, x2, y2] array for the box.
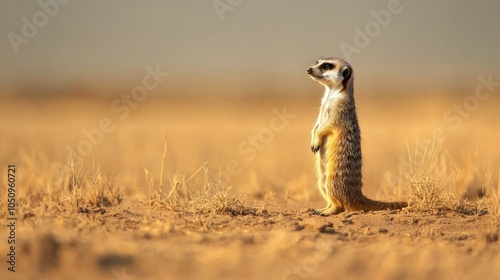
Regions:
[[0, 93, 499, 280]]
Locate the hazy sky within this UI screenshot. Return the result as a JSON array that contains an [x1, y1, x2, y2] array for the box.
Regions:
[[1, 1, 499, 95]]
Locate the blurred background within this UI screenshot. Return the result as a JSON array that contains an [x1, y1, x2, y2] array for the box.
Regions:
[[0, 1, 499, 200], [1, 0, 500, 98]]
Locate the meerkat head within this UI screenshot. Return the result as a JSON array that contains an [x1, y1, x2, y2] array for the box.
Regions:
[[306, 57, 353, 91]]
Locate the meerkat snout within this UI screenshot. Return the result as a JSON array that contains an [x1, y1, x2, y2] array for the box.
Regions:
[[306, 68, 313, 74]]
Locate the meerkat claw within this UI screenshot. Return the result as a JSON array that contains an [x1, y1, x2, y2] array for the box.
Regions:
[[311, 209, 325, 216], [311, 145, 319, 153]]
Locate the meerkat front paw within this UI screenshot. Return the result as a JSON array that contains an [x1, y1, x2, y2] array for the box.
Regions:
[[310, 137, 322, 154]]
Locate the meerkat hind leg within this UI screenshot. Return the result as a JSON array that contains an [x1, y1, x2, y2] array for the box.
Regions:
[[312, 204, 344, 216], [317, 185, 331, 209], [312, 193, 344, 216], [313, 171, 333, 214], [312, 203, 332, 215]]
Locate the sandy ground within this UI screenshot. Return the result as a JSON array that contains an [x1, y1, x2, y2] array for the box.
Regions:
[[5, 204, 500, 280]]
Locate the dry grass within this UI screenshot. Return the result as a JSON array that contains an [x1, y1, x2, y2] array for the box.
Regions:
[[1, 95, 499, 280], [2, 96, 498, 218], [486, 169, 500, 216], [401, 139, 484, 214], [9, 150, 123, 220], [143, 133, 262, 215]]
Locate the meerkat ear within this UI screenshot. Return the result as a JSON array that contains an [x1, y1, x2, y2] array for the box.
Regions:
[[341, 65, 351, 88]]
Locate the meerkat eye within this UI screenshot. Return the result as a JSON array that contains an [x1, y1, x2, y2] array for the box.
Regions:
[[321, 63, 334, 71]]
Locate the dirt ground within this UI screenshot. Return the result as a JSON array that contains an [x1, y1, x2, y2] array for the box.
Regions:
[[1, 95, 499, 280], [6, 204, 500, 280]]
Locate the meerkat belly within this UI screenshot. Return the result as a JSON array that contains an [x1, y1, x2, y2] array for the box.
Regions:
[[322, 129, 345, 178]]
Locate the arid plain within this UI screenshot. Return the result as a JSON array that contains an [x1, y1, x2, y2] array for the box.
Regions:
[[0, 91, 499, 280]]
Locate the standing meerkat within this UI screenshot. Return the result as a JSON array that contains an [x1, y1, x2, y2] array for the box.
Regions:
[[306, 57, 407, 216]]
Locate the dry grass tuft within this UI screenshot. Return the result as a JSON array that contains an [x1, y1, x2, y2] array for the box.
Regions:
[[401, 139, 483, 214], [188, 166, 251, 215], [144, 135, 264, 216], [16, 150, 123, 216], [64, 155, 123, 212], [484, 169, 500, 216]]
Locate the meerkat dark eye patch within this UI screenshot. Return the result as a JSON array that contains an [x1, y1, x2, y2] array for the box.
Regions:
[[320, 63, 334, 71]]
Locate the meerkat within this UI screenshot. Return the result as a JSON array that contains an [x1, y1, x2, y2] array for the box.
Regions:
[[306, 57, 407, 216]]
